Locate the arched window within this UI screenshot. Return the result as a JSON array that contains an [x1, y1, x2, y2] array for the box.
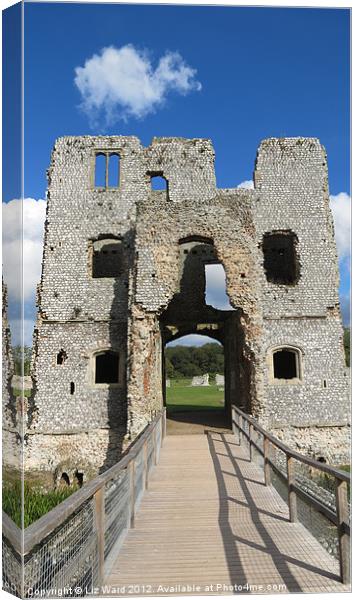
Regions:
[[75, 471, 84, 487], [177, 238, 234, 311], [148, 171, 169, 198], [56, 349, 67, 365], [108, 153, 120, 187], [95, 153, 106, 187], [94, 152, 120, 188], [271, 347, 301, 381], [60, 472, 70, 486], [91, 238, 123, 278], [151, 175, 167, 191], [94, 351, 120, 384], [262, 231, 299, 285]]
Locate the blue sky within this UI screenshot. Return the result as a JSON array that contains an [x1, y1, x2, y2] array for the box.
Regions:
[[2, 2, 351, 344]]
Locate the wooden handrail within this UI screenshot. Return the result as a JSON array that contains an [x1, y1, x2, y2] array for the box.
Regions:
[[232, 405, 350, 584], [3, 411, 165, 556], [232, 407, 350, 482], [2, 511, 22, 553]]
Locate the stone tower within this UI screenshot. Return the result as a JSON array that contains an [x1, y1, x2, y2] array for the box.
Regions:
[[20, 136, 349, 486]]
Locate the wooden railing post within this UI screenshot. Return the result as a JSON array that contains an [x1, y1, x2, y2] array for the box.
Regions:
[[159, 413, 163, 448], [287, 455, 297, 523], [162, 410, 166, 441], [335, 479, 350, 584], [94, 486, 105, 585], [232, 408, 239, 443], [249, 423, 253, 461], [152, 428, 158, 466], [263, 436, 271, 486], [143, 441, 149, 490], [129, 460, 135, 528], [238, 412, 242, 445]]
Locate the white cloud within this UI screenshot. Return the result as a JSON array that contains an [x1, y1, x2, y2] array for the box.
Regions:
[[2, 198, 46, 302], [330, 192, 351, 262], [74, 44, 201, 125], [8, 319, 36, 347], [237, 180, 254, 189]]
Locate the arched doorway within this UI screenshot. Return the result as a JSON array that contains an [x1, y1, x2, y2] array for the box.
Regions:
[[127, 200, 262, 443], [158, 237, 254, 434]]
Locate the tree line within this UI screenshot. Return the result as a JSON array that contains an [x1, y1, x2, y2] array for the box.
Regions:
[[11, 346, 32, 376], [166, 327, 351, 380], [11, 329, 350, 380], [165, 343, 224, 379]]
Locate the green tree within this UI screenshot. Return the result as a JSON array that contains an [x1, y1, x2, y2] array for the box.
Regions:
[[165, 343, 224, 378], [165, 357, 176, 379], [11, 345, 32, 375]]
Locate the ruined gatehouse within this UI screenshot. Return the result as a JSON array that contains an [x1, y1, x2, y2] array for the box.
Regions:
[[3, 136, 350, 487]]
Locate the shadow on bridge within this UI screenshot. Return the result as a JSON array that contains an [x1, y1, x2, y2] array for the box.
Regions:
[[207, 431, 341, 593], [167, 408, 231, 435], [106, 428, 344, 594]]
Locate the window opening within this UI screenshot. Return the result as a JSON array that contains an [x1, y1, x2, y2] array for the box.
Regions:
[[205, 263, 233, 311], [60, 472, 70, 486], [108, 154, 120, 187], [273, 348, 299, 379], [75, 471, 84, 487], [95, 152, 120, 188], [151, 175, 167, 191], [263, 231, 299, 284], [95, 351, 119, 384], [56, 349, 67, 365], [95, 153, 106, 187], [92, 239, 122, 278]]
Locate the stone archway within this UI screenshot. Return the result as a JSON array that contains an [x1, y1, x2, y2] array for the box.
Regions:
[[127, 197, 263, 441]]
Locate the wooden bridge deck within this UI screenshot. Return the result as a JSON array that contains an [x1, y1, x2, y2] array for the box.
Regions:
[[106, 432, 348, 595]]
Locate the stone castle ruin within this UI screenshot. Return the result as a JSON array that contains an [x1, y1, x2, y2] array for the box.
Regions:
[[191, 374, 210, 387], [3, 135, 350, 487]]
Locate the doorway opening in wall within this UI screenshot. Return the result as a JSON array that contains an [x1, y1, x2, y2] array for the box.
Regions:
[[163, 334, 230, 434], [159, 236, 252, 434]]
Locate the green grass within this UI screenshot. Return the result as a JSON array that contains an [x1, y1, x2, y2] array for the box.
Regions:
[[166, 379, 224, 413], [13, 389, 31, 397], [3, 480, 77, 528]]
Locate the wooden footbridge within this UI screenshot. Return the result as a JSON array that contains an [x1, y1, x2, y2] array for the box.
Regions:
[[3, 408, 351, 597]]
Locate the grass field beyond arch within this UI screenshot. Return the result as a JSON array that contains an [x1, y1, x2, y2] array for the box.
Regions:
[[165, 378, 224, 413]]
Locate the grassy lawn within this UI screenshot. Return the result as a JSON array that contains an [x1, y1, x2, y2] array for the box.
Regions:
[[13, 389, 31, 397], [166, 379, 224, 412]]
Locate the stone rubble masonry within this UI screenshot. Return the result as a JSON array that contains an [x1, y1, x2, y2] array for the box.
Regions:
[[2, 135, 350, 487], [216, 374, 225, 387], [191, 374, 210, 387], [2, 280, 22, 479], [2, 281, 14, 428]]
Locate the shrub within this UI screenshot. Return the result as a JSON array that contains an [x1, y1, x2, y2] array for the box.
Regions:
[[3, 480, 77, 527]]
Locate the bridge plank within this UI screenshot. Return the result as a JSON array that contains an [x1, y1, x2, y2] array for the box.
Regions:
[[105, 433, 349, 595]]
